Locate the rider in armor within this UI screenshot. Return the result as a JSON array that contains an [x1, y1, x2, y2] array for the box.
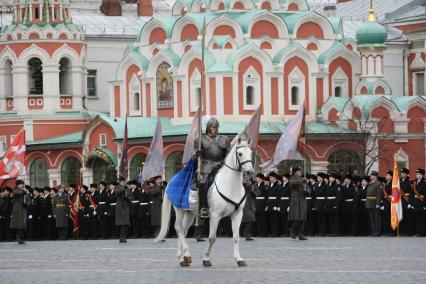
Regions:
[[193, 117, 230, 218]]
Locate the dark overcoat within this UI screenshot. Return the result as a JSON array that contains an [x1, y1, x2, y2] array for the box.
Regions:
[[288, 176, 309, 221]]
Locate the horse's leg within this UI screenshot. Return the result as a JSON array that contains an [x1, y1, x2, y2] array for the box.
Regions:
[[202, 213, 220, 267], [178, 211, 195, 264], [230, 210, 246, 267], [174, 208, 188, 266], [182, 211, 195, 237]]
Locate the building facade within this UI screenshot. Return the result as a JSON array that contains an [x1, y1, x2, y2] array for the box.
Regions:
[[0, 0, 425, 188]]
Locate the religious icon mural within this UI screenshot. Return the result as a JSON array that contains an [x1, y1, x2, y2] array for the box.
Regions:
[[156, 62, 174, 108]]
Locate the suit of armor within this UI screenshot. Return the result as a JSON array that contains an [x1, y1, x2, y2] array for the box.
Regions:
[[192, 118, 230, 218]]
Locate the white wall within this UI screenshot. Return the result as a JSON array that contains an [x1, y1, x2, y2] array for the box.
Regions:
[[384, 47, 405, 96], [85, 37, 135, 113]]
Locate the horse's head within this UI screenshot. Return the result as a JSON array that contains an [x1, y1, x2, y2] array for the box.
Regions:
[[235, 138, 254, 176]]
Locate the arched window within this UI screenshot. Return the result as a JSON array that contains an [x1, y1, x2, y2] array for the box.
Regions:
[[133, 92, 140, 111], [59, 58, 72, 95], [328, 149, 362, 175], [61, 157, 81, 187], [246, 86, 254, 106], [291, 86, 299, 106], [29, 158, 49, 188], [28, 58, 43, 95], [165, 151, 183, 181], [277, 155, 311, 175], [129, 153, 146, 181], [4, 59, 13, 97], [335, 86, 342, 97]]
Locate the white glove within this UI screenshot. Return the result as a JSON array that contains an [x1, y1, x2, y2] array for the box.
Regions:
[[376, 205, 380, 209], [93, 211, 97, 216], [48, 215, 52, 218], [277, 207, 281, 212], [28, 215, 33, 219], [273, 206, 277, 211], [380, 206, 384, 210], [104, 212, 108, 215], [287, 207, 290, 212], [408, 204, 413, 209], [265, 206, 268, 212]]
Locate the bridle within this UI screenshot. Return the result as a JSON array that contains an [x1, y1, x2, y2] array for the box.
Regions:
[[224, 145, 253, 172]]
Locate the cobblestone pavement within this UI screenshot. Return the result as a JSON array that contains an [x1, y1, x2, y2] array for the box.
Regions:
[[0, 237, 425, 284]]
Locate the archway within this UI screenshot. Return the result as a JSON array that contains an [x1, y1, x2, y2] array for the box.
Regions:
[[29, 158, 49, 188], [28, 57, 43, 94], [165, 151, 183, 181], [129, 153, 146, 181], [4, 59, 13, 97], [61, 157, 81, 187], [59, 57, 72, 95], [85, 148, 117, 184], [327, 149, 362, 175]]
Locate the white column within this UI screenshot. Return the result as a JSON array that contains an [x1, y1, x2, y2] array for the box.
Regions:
[[70, 65, 83, 110], [216, 76, 224, 116], [48, 169, 61, 187], [42, 63, 60, 112], [59, 5, 63, 21], [29, 4, 32, 22], [0, 67, 7, 112], [12, 65, 29, 114], [40, 3, 43, 20], [232, 74, 238, 116]]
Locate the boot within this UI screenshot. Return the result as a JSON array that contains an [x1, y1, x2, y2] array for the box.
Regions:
[[199, 183, 209, 218]]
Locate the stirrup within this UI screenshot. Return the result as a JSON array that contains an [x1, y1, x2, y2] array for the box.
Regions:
[[201, 208, 210, 218]]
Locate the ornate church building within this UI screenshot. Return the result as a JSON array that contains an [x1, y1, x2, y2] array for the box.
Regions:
[[0, 0, 425, 187]]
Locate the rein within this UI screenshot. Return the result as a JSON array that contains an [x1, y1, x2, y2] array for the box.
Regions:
[[215, 144, 251, 211]]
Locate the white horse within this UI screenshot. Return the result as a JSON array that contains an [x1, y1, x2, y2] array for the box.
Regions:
[[156, 138, 254, 267]]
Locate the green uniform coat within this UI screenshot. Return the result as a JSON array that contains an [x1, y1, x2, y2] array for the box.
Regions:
[[242, 183, 256, 223], [115, 186, 131, 226], [150, 184, 164, 227], [288, 176, 310, 221], [365, 180, 382, 209], [10, 189, 30, 230], [53, 193, 69, 228]]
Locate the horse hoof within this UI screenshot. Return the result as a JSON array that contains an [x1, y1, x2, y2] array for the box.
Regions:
[[180, 261, 190, 267], [184, 256, 192, 264], [237, 261, 247, 267], [203, 260, 212, 267]]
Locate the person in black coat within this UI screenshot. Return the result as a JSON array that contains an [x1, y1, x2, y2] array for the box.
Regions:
[[341, 174, 359, 236], [381, 171, 394, 236], [25, 186, 36, 240], [40, 187, 53, 240], [128, 180, 140, 238], [413, 169, 426, 236], [97, 182, 110, 239], [399, 168, 414, 236], [314, 173, 327, 236], [305, 174, 316, 236], [325, 173, 341, 236], [78, 185, 90, 240], [253, 173, 267, 237], [108, 182, 118, 239], [279, 174, 291, 237], [88, 184, 100, 239], [138, 181, 151, 238], [266, 172, 280, 237]]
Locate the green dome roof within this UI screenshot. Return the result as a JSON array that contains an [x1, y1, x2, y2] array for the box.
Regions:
[[356, 21, 387, 47]]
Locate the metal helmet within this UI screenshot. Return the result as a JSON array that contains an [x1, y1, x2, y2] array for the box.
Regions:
[[205, 117, 219, 134]]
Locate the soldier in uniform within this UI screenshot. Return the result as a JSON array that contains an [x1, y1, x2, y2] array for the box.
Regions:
[[413, 169, 425, 236], [192, 117, 231, 219], [381, 171, 394, 236], [358, 177, 369, 235], [139, 181, 151, 238], [365, 171, 382, 236], [150, 176, 165, 236], [78, 185, 91, 239], [108, 182, 118, 238], [128, 180, 140, 238], [313, 173, 327, 236], [97, 181, 109, 239], [266, 172, 280, 237], [115, 176, 131, 243], [279, 174, 291, 237], [242, 174, 256, 241], [399, 168, 414, 235], [305, 174, 316, 236], [10, 180, 31, 244], [41, 186, 53, 240], [52, 185, 69, 240], [325, 173, 340, 236], [288, 167, 309, 240], [253, 173, 267, 237], [341, 175, 358, 235], [25, 186, 36, 240]]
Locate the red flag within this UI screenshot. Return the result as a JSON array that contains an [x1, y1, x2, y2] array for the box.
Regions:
[[0, 130, 26, 182], [119, 117, 129, 179], [231, 106, 261, 149], [391, 159, 403, 230], [261, 104, 305, 169], [69, 192, 80, 233]]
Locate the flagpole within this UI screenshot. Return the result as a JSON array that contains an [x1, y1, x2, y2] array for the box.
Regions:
[[195, 18, 206, 228]]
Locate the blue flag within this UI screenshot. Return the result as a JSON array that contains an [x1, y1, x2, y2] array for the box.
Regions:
[[166, 159, 196, 209]]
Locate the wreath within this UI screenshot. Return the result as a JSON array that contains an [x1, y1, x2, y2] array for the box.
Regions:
[[84, 148, 113, 168]]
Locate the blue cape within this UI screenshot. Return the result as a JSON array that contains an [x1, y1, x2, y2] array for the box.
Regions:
[[167, 159, 195, 209]]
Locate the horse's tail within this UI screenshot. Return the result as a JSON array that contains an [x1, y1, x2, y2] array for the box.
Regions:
[[154, 190, 172, 242]]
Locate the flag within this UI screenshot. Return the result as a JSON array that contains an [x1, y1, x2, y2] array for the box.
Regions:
[[0, 130, 26, 182], [119, 117, 129, 179], [391, 159, 403, 231], [261, 104, 305, 169], [69, 192, 80, 233], [182, 110, 200, 164], [231, 106, 261, 149], [141, 118, 164, 181]]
